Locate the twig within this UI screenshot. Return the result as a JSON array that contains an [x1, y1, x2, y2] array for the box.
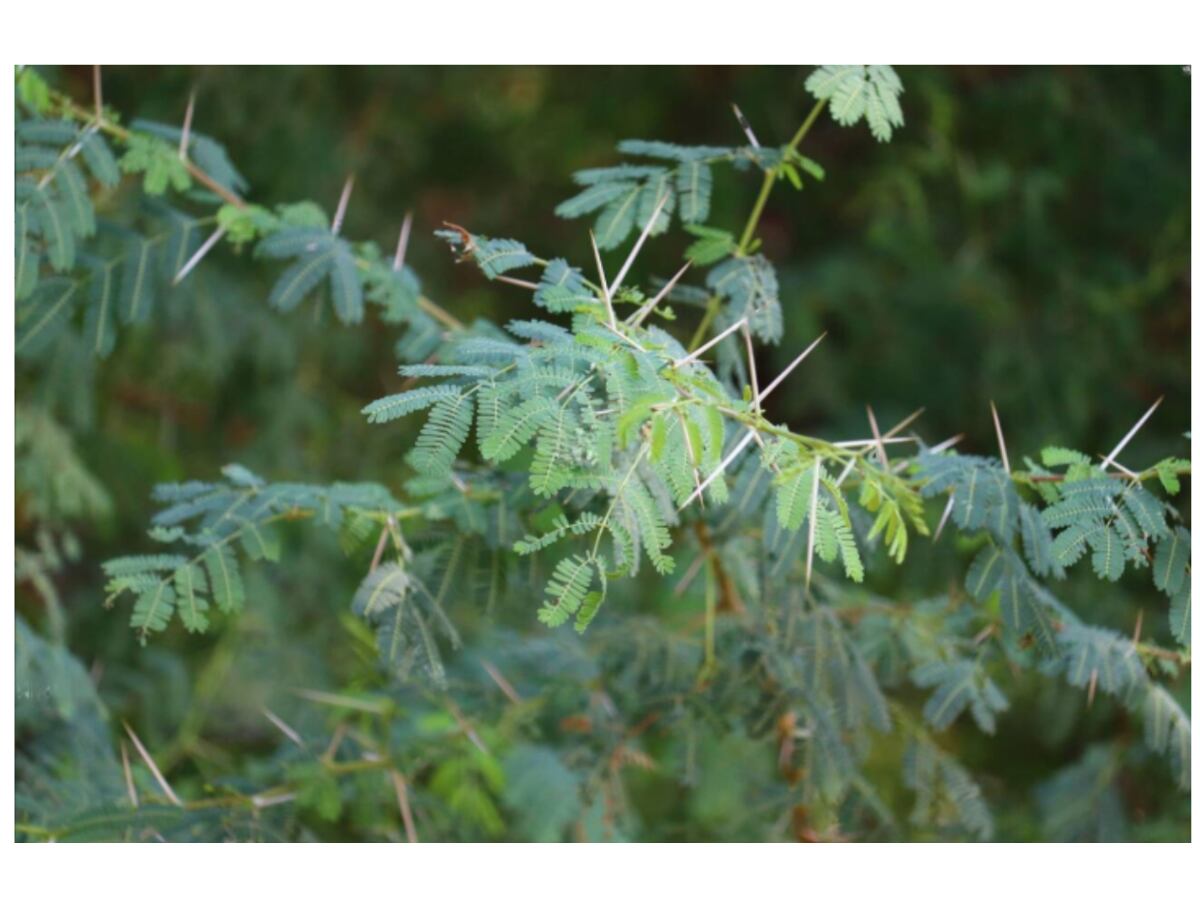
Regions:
[[390, 771, 419, 842], [92, 65, 103, 121]]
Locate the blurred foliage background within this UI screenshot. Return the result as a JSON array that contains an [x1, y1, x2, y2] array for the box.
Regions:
[[15, 65, 1191, 840]]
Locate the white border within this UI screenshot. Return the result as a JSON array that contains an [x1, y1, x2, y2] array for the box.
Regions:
[[3, 0, 1197, 893]]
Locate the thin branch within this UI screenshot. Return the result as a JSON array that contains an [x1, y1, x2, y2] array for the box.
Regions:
[[122, 721, 182, 807], [628, 261, 691, 328], [92, 65, 103, 121], [390, 771, 419, 842], [672, 316, 748, 369], [990, 401, 1011, 474], [392, 211, 413, 272], [1101, 396, 1164, 470], [609, 191, 669, 297], [589, 231, 616, 328]]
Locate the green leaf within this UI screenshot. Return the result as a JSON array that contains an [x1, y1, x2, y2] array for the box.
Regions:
[[503, 746, 581, 841], [119, 132, 191, 195], [362, 385, 461, 424], [912, 660, 1009, 734], [538, 555, 594, 627], [806, 65, 905, 142], [131, 581, 176, 639], [412, 392, 474, 476], [203, 546, 244, 614], [174, 564, 211, 633]]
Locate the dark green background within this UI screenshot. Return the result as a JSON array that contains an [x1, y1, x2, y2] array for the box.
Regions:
[[20, 65, 1192, 840]]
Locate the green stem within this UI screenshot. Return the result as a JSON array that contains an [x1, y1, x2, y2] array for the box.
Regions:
[[691, 97, 828, 349], [687, 295, 723, 352], [735, 98, 826, 256]]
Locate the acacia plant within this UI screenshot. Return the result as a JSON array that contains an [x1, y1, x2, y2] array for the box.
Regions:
[[15, 65, 1191, 842]]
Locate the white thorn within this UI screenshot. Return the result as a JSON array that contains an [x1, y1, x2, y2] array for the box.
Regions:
[[179, 90, 196, 160], [589, 231, 616, 328], [672, 316, 748, 369], [262, 707, 305, 748], [628, 261, 691, 328], [495, 274, 539, 290], [834, 457, 857, 487], [866, 405, 890, 471], [120, 741, 139, 808], [832, 437, 915, 448], [680, 430, 755, 510], [252, 792, 296, 809], [609, 191, 669, 298], [731, 103, 761, 149], [122, 722, 181, 807], [392, 212, 413, 272], [990, 401, 1011, 474], [603, 321, 647, 353], [172, 226, 226, 285], [882, 407, 925, 440], [331, 175, 355, 235], [928, 433, 966, 455], [933, 496, 955, 543], [742, 322, 761, 413], [1101, 396, 1163, 471], [760, 332, 826, 400]]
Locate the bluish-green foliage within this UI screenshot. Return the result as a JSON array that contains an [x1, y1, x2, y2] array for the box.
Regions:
[[14, 64, 1190, 844]]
